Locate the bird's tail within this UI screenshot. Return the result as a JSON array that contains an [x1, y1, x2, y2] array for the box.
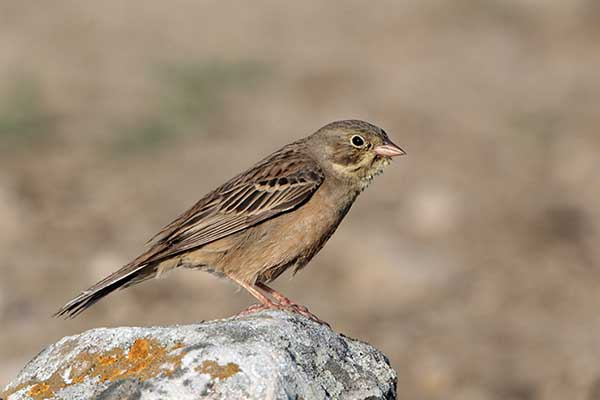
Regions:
[[54, 261, 159, 319]]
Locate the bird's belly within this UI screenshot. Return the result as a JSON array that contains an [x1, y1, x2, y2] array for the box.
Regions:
[[214, 186, 353, 284]]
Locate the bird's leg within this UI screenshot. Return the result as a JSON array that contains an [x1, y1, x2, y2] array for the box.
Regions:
[[256, 282, 308, 312], [232, 278, 273, 306], [229, 277, 329, 326], [256, 282, 329, 327], [227, 275, 288, 316]]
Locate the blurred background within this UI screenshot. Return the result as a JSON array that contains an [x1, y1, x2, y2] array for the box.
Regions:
[[1, 1, 599, 398]]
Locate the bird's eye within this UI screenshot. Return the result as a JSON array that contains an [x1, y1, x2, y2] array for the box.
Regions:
[[351, 135, 365, 148]]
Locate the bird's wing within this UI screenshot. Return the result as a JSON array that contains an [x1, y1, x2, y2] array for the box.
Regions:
[[140, 146, 324, 264]]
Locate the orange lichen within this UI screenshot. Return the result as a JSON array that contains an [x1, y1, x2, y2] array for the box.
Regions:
[[27, 382, 52, 399], [196, 360, 241, 380], [97, 354, 118, 366], [0, 338, 185, 400], [80, 338, 177, 383], [128, 338, 150, 360]]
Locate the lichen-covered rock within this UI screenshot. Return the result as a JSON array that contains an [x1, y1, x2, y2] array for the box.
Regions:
[[1, 311, 397, 400]]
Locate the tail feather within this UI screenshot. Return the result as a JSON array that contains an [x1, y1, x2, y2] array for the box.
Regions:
[[54, 261, 158, 319]]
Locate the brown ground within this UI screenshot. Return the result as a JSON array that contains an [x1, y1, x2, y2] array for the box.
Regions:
[[1, 1, 599, 399]]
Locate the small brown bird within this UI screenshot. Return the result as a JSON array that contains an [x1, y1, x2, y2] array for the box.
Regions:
[[55, 120, 405, 323]]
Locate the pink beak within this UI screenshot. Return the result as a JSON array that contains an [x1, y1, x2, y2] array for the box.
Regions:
[[374, 139, 406, 157]]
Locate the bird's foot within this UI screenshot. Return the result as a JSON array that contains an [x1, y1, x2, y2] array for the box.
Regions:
[[237, 302, 329, 327], [238, 303, 269, 315], [283, 303, 330, 327], [254, 282, 310, 313], [272, 297, 309, 313]]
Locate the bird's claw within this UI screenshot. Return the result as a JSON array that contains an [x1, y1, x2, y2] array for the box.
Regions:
[[237, 302, 329, 327]]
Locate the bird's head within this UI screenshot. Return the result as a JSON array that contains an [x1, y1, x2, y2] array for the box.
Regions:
[[308, 120, 405, 189]]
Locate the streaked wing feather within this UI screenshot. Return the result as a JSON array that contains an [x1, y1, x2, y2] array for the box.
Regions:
[[141, 146, 323, 263]]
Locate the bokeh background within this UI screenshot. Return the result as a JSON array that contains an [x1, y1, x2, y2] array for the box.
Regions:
[[1, 1, 599, 398]]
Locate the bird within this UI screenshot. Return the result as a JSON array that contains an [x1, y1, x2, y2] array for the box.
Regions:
[[55, 120, 405, 324]]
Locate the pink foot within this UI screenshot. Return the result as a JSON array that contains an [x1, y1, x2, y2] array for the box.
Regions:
[[237, 302, 330, 327], [237, 303, 271, 315], [286, 304, 330, 327], [275, 298, 309, 313]]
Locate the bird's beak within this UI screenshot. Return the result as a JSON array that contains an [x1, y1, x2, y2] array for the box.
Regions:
[[374, 139, 406, 157]]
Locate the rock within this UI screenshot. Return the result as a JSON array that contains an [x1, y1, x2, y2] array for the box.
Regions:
[[1, 311, 397, 400]]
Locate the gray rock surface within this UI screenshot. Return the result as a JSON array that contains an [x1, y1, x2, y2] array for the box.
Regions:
[[1, 311, 396, 400]]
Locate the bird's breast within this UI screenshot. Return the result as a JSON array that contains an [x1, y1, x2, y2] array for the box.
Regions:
[[219, 181, 356, 283], [267, 183, 353, 256]]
